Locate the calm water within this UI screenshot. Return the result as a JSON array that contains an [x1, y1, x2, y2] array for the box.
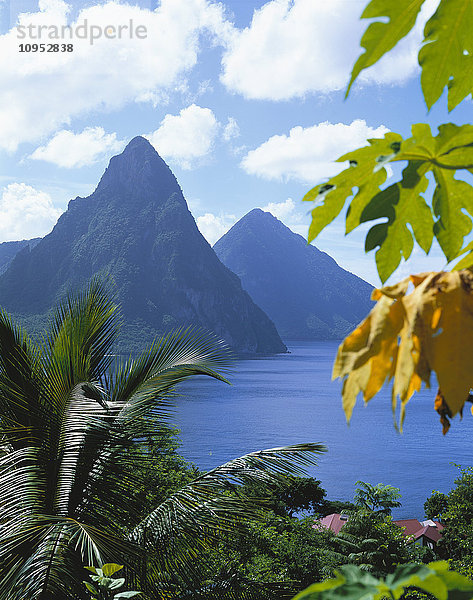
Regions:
[[172, 341, 473, 518]]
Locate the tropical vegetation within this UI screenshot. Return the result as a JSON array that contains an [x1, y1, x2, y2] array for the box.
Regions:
[[0, 279, 324, 599]]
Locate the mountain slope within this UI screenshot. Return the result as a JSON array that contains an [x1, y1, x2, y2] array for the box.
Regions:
[[0, 139, 286, 354], [214, 209, 373, 340], [0, 238, 40, 275]]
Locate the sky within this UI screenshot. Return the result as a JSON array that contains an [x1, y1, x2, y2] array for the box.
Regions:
[[0, 0, 469, 285]]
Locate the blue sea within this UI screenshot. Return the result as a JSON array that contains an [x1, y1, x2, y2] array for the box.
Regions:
[[172, 341, 473, 519]]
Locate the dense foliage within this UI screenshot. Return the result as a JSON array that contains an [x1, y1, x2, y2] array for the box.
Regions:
[[354, 481, 402, 515], [292, 561, 473, 600], [425, 468, 473, 570], [0, 280, 324, 599]]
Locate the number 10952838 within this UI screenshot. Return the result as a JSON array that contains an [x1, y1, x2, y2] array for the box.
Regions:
[[19, 43, 73, 52]]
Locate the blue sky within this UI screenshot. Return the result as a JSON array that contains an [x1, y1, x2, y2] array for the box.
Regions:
[[0, 0, 468, 284]]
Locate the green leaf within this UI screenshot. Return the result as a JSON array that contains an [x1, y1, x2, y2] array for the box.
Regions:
[[419, 0, 473, 110], [452, 240, 473, 270], [347, 0, 426, 95], [291, 562, 473, 600], [99, 577, 125, 590], [83, 581, 99, 595], [114, 592, 142, 599], [304, 134, 400, 242], [291, 572, 345, 599], [85, 566, 98, 574], [361, 161, 432, 282], [347, 0, 473, 112], [432, 168, 473, 261], [101, 563, 123, 577], [110, 578, 125, 590], [305, 123, 473, 281]]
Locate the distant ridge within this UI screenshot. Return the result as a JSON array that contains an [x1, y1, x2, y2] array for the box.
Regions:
[[0, 139, 286, 354], [214, 209, 373, 340], [0, 238, 40, 275]]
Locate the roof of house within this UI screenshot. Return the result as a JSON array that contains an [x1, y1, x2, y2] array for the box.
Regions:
[[394, 519, 444, 543], [314, 513, 349, 535], [314, 514, 444, 544]]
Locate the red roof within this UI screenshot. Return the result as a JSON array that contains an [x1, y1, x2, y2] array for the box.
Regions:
[[314, 513, 349, 534], [394, 519, 444, 543], [394, 519, 423, 536], [314, 514, 444, 545]]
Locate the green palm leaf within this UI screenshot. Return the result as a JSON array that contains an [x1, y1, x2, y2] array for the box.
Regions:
[[132, 444, 326, 593], [0, 281, 323, 599]]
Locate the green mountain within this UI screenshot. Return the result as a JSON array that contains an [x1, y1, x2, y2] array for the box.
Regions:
[[213, 209, 373, 340], [0, 238, 40, 275], [0, 138, 286, 354]]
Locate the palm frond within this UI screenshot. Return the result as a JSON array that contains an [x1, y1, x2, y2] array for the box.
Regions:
[[107, 327, 232, 423], [0, 309, 45, 448], [131, 443, 326, 592], [71, 328, 233, 525], [46, 277, 121, 382], [0, 447, 45, 525]]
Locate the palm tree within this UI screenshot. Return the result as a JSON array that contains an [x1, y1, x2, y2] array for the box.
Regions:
[[0, 280, 324, 599], [354, 481, 402, 515]]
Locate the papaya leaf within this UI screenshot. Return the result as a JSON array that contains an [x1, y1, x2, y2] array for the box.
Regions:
[[347, 0, 426, 96], [305, 123, 473, 282], [333, 271, 473, 432], [347, 0, 473, 112], [361, 161, 432, 282], [452, 241, 473, 270], [432, 168, 473, 261], [304, 134, 401, 242], [419, 0, 473, 110]]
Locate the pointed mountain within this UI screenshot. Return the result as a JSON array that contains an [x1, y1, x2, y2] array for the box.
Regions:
[[0, 139, 286, 354], [213, 209, 373, 340]]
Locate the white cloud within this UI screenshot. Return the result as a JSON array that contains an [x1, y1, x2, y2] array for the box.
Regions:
[[0, 0, 439, 152], [0, 183, 62, 242], [261, 197, 296, 220], [223, 117, 240, 141], [196, 212, 236, 245], [0, 0, 231, 151], [146, 104, 219, 169], [241, 119, 389, 184], [30, 127, 125, 168], [220, 0, 438, 100], [260, 197, 308, 237]]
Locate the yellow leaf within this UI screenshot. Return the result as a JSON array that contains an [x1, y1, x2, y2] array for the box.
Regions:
[[334, 270, 473, 431]]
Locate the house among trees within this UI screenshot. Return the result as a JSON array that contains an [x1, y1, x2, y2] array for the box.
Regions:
[[315, 514, 444, 549], [393, 519, 444, 549]]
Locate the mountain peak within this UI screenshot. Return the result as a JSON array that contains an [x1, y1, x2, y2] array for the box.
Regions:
[[243, 208, 276, 222], [216, 209, 297, 249], [124, 135, 153, 152], [214, 209, 373, 340], [0, 148, 286, 354], [95, 135, 179, 197]]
